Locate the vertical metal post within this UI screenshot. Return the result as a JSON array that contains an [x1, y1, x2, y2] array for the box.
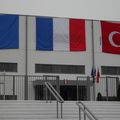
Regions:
[[87, 76, 90, 100], [24, 75, 28, 100], [77, 77, 79, 101], [50, 91, 52, 103], [106, 76, 108, 101], [56, 76, 60, 93], [13, 76, 15, 99], [79, 107, 81, 120], [57, 101, 59, 118], [25, 16, 28, 78], [92, 76, 96, 101], [44, 76, 48, 102], [61, 103, 63, 118], [84, 107, 86, 120], [24, 16, 28, 100], [3, 72, 5, 100], [91, 20, 96, 101]]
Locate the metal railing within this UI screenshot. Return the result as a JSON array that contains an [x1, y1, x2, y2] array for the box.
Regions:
[[0, 75, 44, 100], [0, 75, 118, 101], [77, 76, 92, 101], [45, 82, 64, 118], [76, 101, 98, 120], [95, 76, 119, 101]]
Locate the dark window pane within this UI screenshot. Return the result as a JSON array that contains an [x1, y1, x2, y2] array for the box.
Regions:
[[101, 66, 120, 75], [35, 64, 85, 74], [0, 63, 17, 72]]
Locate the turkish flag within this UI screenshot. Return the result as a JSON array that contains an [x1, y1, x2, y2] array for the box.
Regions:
[[101, 21, 120, 54]]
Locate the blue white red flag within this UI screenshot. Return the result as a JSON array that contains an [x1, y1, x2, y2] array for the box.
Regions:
[[36, 17, 86, 51]]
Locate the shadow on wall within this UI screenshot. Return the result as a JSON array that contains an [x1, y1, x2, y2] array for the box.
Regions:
[[117, 84, 120, 101], [96, 92, 119, 101], [0, 95, 17, 100]]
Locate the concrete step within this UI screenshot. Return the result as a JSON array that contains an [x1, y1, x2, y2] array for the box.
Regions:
[[4, 100, 120, 120], [80, 101, 120, 120], [0, 114, 56, 119], [0, 100, 79, 120], [0, 117, 83, 120]]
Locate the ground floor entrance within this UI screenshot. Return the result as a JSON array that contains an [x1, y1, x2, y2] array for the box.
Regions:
[[35, 85, 87, 101], [60, 85, 87, 100]]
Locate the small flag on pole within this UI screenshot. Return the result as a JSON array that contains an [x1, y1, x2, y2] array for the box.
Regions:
[[91, 67, 96, 77], [96, 68, 100, 83]]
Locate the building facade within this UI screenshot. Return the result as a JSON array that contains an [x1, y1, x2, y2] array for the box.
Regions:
[[0, 16, 119, 100]]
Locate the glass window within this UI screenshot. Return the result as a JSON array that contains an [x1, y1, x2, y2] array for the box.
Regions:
[[35, 64, 85, 74], [101, 66, 120, 75], [0, 63, 17, 72]]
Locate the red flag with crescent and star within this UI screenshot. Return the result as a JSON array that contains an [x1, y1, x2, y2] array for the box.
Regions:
[[101, 21, 120, 54]]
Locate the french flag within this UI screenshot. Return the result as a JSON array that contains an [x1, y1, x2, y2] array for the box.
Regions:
[[36, 17, 86, 51]]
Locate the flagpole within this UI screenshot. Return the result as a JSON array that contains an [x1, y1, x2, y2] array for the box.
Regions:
[[3, 70, 6, 100], [25, 16, 28, 100], [91, 20, 96, 101]]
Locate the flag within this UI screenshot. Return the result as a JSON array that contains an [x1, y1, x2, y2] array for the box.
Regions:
[[101, 21, 120, 54], [36, 17, 86, 51], [91, 67, 96, 77], [96, 69, 100, 83], [0, 14, 19, 49]]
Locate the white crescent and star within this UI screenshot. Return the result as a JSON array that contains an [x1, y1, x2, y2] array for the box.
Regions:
[[109, 31, 120, 47]]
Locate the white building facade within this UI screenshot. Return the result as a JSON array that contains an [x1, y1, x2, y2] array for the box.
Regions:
[[0, 16, 119, 100]]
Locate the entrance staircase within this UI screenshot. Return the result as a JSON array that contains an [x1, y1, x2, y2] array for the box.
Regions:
[[0, 100, 120, 120], [0, 100, 79, 120]]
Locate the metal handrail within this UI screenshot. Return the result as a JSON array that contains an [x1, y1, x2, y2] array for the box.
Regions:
[[76, 101, 98, 120], [44, 82, 64, 118], [46, 82, 64, 103]]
